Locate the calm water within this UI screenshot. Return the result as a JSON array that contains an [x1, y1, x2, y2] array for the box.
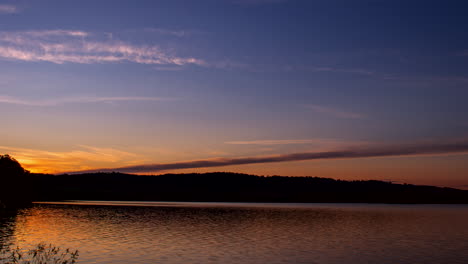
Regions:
[[1, 201, 468, 264]]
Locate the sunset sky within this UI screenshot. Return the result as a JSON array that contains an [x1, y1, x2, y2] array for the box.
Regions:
[[1, 0, 468, 188]]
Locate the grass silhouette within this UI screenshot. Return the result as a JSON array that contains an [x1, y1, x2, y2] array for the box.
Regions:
[[0, 243, 78, 264]]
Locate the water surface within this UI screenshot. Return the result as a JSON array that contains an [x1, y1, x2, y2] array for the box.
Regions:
[[1, 201, 468, 264]]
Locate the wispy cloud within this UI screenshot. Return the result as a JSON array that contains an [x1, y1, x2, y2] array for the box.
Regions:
[[0, 4, 17, 14], [226, 63, 378, 75], [310, 67, 374, 76], [0, 30, 206, 66], [225, 138, 365, 146], [304, 104, 366, 119], [226, 139, 331, 145], [0, 95, 173, 106], [72, 141, 468, 174], [144, 28, 195, 38], [19, 30, 89, 37], [0, 145, 145, 174], [225, 138, 370, 154]]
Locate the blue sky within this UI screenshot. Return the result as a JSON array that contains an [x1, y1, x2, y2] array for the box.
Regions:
[[1, 0, 468, 188]]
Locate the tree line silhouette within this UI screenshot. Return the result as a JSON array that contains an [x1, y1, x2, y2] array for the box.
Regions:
[[1, 154, 468, 208], [0, 155, 33, 208]]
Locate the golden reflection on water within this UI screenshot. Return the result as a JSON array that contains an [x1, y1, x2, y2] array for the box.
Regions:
[[2, 203, 468, 264]]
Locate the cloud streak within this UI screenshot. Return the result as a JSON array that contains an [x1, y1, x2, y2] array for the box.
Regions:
[[144, 28, 194, 38], [226, 139, 331, 145], [310, 67, 374, 75], [71, 141, 468, 174], [0, 95, 172, 106], [304, 104, 366, 119], [225, 138, 365, 146], [0, 4, 17, 14], [0, 30, 205, 66]]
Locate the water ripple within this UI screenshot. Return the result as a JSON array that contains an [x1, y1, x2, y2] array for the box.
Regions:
[[1, 202, 467, 264]]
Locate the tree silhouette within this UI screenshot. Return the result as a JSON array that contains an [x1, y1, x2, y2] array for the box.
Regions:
[[0, 154, 32, 208]]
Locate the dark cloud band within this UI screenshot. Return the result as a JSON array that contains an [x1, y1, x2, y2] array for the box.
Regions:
[[71, 141, 468, 174]]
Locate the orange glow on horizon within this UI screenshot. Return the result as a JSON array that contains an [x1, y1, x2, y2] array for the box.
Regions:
[[2, 145, 468, 190]]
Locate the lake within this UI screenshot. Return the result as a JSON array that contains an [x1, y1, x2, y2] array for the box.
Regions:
[[1, 201, 468, 264]]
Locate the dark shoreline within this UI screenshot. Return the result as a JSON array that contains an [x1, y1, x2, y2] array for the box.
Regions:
[[30, 172, 468, 204]]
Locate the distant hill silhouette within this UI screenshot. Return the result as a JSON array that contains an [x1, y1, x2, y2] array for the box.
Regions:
[[30, 172, 468, 204], [2, 154, 467, 205]]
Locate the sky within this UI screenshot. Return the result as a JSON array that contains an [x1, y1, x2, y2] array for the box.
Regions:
[[1, 0, 468, 188]]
